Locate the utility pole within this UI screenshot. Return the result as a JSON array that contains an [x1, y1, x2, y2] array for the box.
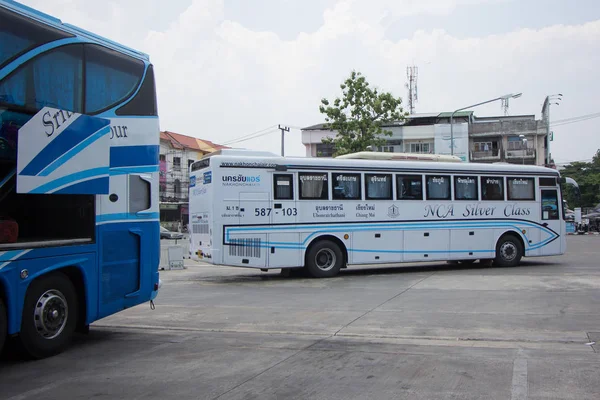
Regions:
[[542, 94, 562, 166], [278, 124, 289, 156]]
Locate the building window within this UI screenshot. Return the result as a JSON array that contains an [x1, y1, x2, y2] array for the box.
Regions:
[[481, 176, 504, 201], [274, 174, 293, 200], [174, 179, 181, 195], [316, 143, 334, 157], [299, 172, 328, 200], [332, 173, 361, 200], [396, 175, 422, 200], [365, 174, 392, 200], [454, 176, 478, 200], [409, 142, 432, 154], [173, 157, 181, 170], [507, 177, 535, 200], [378, 146, 395, 152], [426, 175, 451, 200]]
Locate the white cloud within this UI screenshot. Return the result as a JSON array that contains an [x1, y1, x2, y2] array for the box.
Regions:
[[17, 0, 600, 163]]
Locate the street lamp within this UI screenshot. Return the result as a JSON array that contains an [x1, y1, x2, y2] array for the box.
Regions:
[[450, 93, 522, 156]]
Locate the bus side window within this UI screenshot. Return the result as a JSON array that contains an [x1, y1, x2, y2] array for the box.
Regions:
[[396, 175, 422, 200], [274, 174, 294, 200], [365, 174, 392, 200], [332, 173, 361, 200], [507, 177, 535, 201], [426, 175, 451, 200], [299, 172, 328, 200], [481, 176, 504, 201], [454, 176, 478, 201]]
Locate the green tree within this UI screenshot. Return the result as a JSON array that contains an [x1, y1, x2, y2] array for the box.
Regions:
[[319, 71, 407, 157], [560, 149, 600, 209]]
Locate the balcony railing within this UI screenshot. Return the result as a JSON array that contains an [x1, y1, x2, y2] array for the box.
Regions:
[[505, 148, 536, 159], [470, 148, 500, 160]]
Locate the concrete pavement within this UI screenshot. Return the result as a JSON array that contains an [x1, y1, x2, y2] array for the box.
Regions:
[[1, 236, 599, 399]]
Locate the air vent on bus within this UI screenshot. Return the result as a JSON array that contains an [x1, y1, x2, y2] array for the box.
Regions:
[[229, 238, 262, 258], [193, 223, 209, 234]]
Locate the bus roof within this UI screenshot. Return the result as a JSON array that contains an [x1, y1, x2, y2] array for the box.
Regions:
[[204, 152, 560, 176], [335, 151, 463, 162], [0, 0, 150, 61]]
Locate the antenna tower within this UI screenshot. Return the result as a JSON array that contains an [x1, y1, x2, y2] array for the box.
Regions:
[[405, 65, 418, 114], [501, 97, 509, 115]]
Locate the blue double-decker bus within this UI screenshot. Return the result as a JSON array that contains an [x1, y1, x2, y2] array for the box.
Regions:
[[0, 0, 161, 358]]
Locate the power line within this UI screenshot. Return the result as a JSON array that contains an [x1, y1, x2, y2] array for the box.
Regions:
[[223, 129, 278, 146], [551, 112, 600, 127], [221, 125, 278, 145]]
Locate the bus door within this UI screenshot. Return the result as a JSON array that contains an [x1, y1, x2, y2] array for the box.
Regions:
[[269, 173, 301, 267], [539, 180, 563, 255]]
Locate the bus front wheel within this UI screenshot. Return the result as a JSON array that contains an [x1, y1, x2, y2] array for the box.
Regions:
[[20, 272, 78, 359], [305, 240, 343, 278], [0, 296, 6, 355], [494, 234, 523, 267]]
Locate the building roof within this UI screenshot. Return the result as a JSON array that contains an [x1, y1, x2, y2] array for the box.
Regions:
[[436, 111, 475, 118], [160, 131, 228, 153], [301, 111, 477, 131]]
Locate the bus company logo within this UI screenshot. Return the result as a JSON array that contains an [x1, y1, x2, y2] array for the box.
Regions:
[[222, 174, 261, 186], [203, 171, 212, 184], [190, 176, 196, 187], [387, 205, 399, 218]]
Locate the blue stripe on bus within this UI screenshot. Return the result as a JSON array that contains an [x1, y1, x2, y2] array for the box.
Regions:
[[110, 166, 159, 175], [224, 220, 558, 250], [110, 145, 159, 168], [29, 167, 108, 193], [53, 176, 109, 194], [96, 212, 159, 223], [39, 125, 110, 176], [0, 37, 83, 80], [20, 115, 110, 176]]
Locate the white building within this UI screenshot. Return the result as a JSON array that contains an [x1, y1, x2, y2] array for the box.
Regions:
[[301, 112, 549, 166]]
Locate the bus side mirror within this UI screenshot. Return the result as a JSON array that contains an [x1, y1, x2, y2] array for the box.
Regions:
[[559, 177, 566, 184]]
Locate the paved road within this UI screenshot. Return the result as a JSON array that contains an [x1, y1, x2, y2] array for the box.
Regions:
[[1, 236, 599, 399]]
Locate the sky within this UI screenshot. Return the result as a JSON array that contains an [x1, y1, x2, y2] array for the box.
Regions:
[[19, 0, 600, 164]]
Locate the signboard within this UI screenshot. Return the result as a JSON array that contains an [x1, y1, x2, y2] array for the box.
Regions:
[[434, 123, 469, 162]]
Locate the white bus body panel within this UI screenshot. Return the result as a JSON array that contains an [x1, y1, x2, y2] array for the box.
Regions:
[[189, 154, 566, 270]]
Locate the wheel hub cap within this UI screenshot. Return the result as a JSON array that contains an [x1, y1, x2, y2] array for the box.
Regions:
[[34, 289, 68, 340], [500, 242, 517, 261], [315, 249, 336, 271]]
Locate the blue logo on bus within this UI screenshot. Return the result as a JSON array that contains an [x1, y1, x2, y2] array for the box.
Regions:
[[203, 171, 212, 184], [190, 175, 196, 187]]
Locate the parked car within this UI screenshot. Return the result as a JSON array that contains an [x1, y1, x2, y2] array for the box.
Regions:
[[160, 226, 184, 240]]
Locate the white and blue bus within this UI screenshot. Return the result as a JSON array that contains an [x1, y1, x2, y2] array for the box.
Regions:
[[189, 149, 566, 278], [0, 0, 160, 358]]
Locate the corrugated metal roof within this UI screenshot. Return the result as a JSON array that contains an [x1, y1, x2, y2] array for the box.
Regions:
[[160, 131, 228, 153]]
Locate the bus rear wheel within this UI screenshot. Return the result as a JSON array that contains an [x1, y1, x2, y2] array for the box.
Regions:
[[305, 240, 343, 278], [20, 272, 78, 359], [0, 296, 6, 355], [494, 234, 523, 268]]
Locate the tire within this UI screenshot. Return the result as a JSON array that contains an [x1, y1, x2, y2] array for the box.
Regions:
[[305, 240, 343, 278], [20, 272, 78, 359], [0, 296, 6, 355], [494, 234, 523, 268]]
